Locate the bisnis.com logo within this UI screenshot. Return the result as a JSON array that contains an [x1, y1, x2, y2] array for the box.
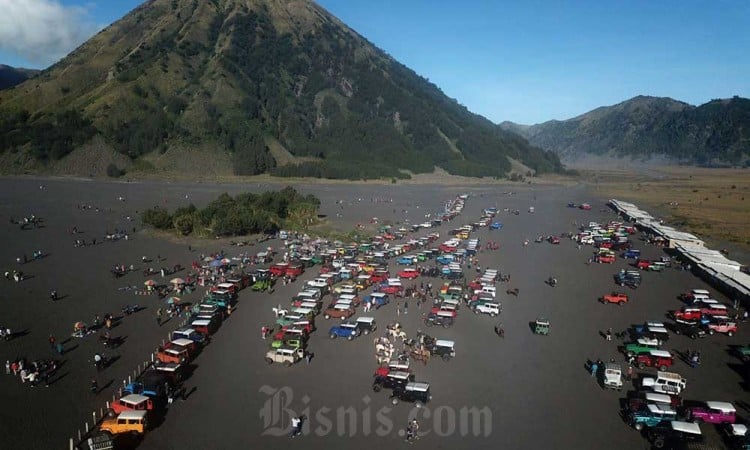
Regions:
[[259, 385, 493, 438]]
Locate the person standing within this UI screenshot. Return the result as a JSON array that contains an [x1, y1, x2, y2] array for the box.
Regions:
[[404, 300, 409, 315], [590, 361, 599, 377], [156, 308, 163, 326], [48, 335, 56, 350], [5, 360, 9, 375], [606, 328, 613, 341]]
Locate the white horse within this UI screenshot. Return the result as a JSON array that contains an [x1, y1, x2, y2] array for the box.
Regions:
[[272, 307, 288, 318]]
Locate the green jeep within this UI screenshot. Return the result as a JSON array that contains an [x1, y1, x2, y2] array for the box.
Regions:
[[625, 338, 660, 357], [737, 345, 750, 362], [271, 339, 304, 350]]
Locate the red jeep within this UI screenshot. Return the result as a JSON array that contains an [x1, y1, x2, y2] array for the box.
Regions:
[[672, 307, 702, 322], [398, 268, 420, 280], [598, 254, 616, 264], [600, 292, 629, 306], [270, 263, 289, 277], [636, 260, 652, 270], [371, 271, 390, 283], [286, 264, 304, 278], [636, 350, 673, 371]]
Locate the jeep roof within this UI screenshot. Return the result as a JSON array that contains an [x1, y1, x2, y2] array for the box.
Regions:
[[405, 382, 430, 392], [370, 293, 387, 298], [435, 339, 455, 348], [338, 323, 357, 329], [356, 317, 375, 324], [647, 403, 676, 415], [648, 350, 672, 358], [387, 371, 412, 381], [644, 393, 674, 404], [704, 401, 736, 413], [668, 421, 701, 435], [117, 410, 148, 421], [171, 338, 194, 347], [120, 394, 150, 405]]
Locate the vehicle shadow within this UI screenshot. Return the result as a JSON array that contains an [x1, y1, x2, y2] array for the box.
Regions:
[[726, 363, 749, 391]]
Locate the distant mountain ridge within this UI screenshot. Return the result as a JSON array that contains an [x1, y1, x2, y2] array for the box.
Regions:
[[0, 65, 39, 90], [0, 0, 561, 179], [500, 95, 750, 165]]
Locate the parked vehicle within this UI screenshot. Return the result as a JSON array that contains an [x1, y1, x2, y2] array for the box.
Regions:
[[398, 268, 420, 280], [636, 350, 674, 371], [323, 303, 355, 320], [424, 311, 455, 328], [603, 362, 623, 391], [264, 347, 304, 366], [704, 316, 738, 336], [685, 401, 737, 424], [626, 392, 682, 413], [629, 403, 678, 431], [372, 371, 413, 393], [430, 339, 456, 361], [642, 372, 686, 395], [354, 317, 377, 335], [666, 321, 706, 339], [473, 302, 501, 317], [625, 338, 661, 357], [601, 292, 629, 306], [99, 410, 148, 436], [111, 394, 154, 415], [390, 381, 432, 407], [364, 293, 390, 309], [623, 249, 641, 259], [329, 322, 360, 340], [534, 318, 550, 335], [647, 421, 703, 449], [171, 327, 208, 346]]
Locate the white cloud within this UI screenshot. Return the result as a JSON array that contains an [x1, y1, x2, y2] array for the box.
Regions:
[[0, 0, 100, 67]]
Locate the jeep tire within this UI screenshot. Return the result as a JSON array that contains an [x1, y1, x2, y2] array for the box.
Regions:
[[265, 357, 274, 365], [330, 333, 337, 339]]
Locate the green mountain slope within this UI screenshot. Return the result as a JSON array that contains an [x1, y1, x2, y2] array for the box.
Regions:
[[0, 0, 561, 179], [0, 65, 39, 90], [500, 95, 750, 165]]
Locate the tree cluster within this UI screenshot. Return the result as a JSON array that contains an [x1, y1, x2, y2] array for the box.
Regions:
[[141, 187, 320, 236]]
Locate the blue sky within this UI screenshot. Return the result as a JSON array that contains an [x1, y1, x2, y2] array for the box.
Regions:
[[1, 0, 748, 124]]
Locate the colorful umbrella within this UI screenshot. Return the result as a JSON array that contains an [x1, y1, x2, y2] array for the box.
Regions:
[[165, 296, 180, 305], [170, 277, 185, 285], [144, 279, 156, 286]]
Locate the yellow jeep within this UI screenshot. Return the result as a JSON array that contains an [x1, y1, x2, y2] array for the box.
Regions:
[[99, 410, 148, 435]]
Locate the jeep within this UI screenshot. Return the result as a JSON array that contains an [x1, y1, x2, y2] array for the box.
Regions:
[[390, 382, 432, 407], [647, 421, 703, 449], [628, 403, 678, 431]]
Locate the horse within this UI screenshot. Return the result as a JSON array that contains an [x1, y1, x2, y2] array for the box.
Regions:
[[272, 307, 288, 318], [506, 288, 519, 297]]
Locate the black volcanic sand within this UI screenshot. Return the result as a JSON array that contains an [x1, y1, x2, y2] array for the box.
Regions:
[[0, 178, 746, 450]]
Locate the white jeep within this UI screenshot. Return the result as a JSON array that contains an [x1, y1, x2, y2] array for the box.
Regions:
[[473, 302, 501, 317]]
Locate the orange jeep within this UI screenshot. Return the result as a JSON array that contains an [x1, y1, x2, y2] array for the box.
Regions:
[[600, 292, 629, 306]]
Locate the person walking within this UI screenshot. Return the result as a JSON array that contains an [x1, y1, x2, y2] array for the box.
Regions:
[[48, 335, 56, 350], [156, 308, 163, 326], [50, 290, 58, 301], [404, 300, 409, 315], [5, 360, 9, 375], [590, 361, 599, 377], [261, 326, 267, 339], [305, 351, 313, 365], [606, 328, 613, 341], [90, 378, 98, 394]]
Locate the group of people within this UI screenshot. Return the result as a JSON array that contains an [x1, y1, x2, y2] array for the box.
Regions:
[[4, 270, 25, 282], [5, 358, 56, 387]]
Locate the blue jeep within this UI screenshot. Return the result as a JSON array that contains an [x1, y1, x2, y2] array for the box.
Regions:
[[328, 322, 360, 340], [622, 249, 641, 259], [436, 255, 455, 265], [628, 403, 677, 431], [397, 256, 416, 265], [364, 293, 390, 309]]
